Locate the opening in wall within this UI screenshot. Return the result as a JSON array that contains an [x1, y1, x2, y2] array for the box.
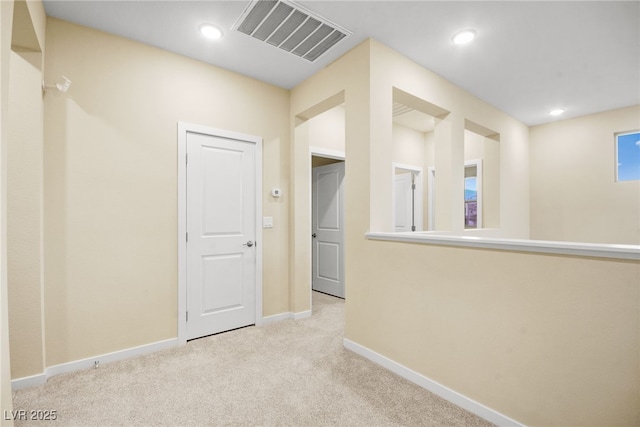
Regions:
[[464, 160, 482, 229], [464, 120, 500, 230], [392, 88, 449, 232]]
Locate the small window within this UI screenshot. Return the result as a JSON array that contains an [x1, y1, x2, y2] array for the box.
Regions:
[[616, 131, 640, 182], [464, 161, 482, 229], [464, 175, 478, 229]]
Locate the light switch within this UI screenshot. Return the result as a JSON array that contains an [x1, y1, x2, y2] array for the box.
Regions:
[[263, 216, 274, 228]]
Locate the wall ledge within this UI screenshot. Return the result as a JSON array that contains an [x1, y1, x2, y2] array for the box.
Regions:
[[366, 232, 640, 261]]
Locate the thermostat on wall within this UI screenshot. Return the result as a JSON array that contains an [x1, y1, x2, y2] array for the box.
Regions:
[[271, 188, 282, 198]]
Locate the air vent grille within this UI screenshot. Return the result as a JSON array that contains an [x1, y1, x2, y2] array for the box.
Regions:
[[393, 102, 414, 117], [233, 0, 351, 62]]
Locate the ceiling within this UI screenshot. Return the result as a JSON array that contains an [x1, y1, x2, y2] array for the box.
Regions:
[[42, 1, 639, 126]]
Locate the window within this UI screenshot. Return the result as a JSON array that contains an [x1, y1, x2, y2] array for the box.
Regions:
[[616, 131, 640, 182], [465, 175, 477, 228], [464, 161, 482, 229]]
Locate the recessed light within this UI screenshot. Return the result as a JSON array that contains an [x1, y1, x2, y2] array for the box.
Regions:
[[452, 29, 477, 45], [200, 24, 222, 40], [549, 109, 565, 116]]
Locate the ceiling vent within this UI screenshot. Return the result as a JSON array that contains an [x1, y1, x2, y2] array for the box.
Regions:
[[232, 0, 352, 62]]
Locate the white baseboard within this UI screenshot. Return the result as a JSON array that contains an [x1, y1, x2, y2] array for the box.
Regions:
[[262, 310, 312, 325], [10, 373, 46, 390], [262, 312, 294, 325], [293, 310, 311, 320], [12, 338, 178, 391], [343, 338, 525, 427]]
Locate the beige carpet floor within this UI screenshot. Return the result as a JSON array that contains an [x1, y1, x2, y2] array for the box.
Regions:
[[12, 292, 494, 426]]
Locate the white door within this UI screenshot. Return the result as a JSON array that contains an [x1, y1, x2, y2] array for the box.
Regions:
[[394, 170, 424, 232], [312, 162, 345, 299], [186, 131, 257, 340], [394, 173, 413, 232]]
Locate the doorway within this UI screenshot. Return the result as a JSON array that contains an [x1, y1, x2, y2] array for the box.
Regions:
[[311, 156, 345, 299], [393, 163, 424, 232], [178, 123, 263, 343]]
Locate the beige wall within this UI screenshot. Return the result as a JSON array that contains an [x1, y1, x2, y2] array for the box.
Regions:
[[292, 38, 639, 426], [369, 42, 529, 237], [42, 18, 290, 367], [3, 8, 638, 426], [7, 49, 45, 379], [2, 0, 48, 419], [350, 240, 639, 426], [7, 0, 46, 380], [393, 123, 425, 166], [307, 104, 345, 153], [290, 41, 368, 315], [393, 123, 429, 229], [530, 105, 640, 244], [1, 1, 14, 423], [464, 130, 500, 229]]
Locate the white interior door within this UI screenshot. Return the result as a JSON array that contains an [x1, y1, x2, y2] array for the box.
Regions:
[[394, 169, 424, 232], [312, 162, 345, 299], [394, 173, 413, 232], [186, 131, 257, 340]]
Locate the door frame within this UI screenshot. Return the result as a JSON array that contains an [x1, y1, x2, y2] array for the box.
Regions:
[[392, 162, 423, 232], [177, 122, 263, 345], [427, 167, 435, 231], [309, 147, 345, 307]]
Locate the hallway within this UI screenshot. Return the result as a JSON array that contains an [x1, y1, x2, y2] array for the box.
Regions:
[[12, 292, 491, 426]]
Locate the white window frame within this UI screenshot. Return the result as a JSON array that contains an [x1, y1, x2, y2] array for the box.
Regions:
[[615, 130, 640, 182], [464, 159, 483, 230]]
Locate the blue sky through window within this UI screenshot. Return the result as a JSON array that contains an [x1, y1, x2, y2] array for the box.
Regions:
[[464, 177, 477, 201], [617, 132, 640, 182]]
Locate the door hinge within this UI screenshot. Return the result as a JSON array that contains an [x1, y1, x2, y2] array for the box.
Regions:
[[411, 225, 416, 232], [411, 183, 416, 190], [186, 232, 188, 242], [186, 311, 188, 322], [186, 153, 188, 165]]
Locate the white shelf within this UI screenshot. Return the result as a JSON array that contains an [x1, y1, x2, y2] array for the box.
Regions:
[[365, 232, 640, 261]]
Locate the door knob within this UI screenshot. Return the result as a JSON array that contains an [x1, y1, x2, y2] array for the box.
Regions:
[[312, 233, 317, 238], [243, 240, 254, 247]]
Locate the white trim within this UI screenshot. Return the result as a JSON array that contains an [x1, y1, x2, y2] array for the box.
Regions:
[[615, 130, 640, 182], [427, 167, 435, 231], [309, 146, 345, 160], [293, 310, 312, 320], [391, 162, 422, 174], [261, 312, 293, 326], [343, 339, 526, 427], [11, 373, 46, 390], [261, 310, 312, 325], [255, 133, 264, 327], [177, 122, 263, 344], [12, 338, 178, 391], [177, 123, 187, 345], [365, 232, 640, 260]]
